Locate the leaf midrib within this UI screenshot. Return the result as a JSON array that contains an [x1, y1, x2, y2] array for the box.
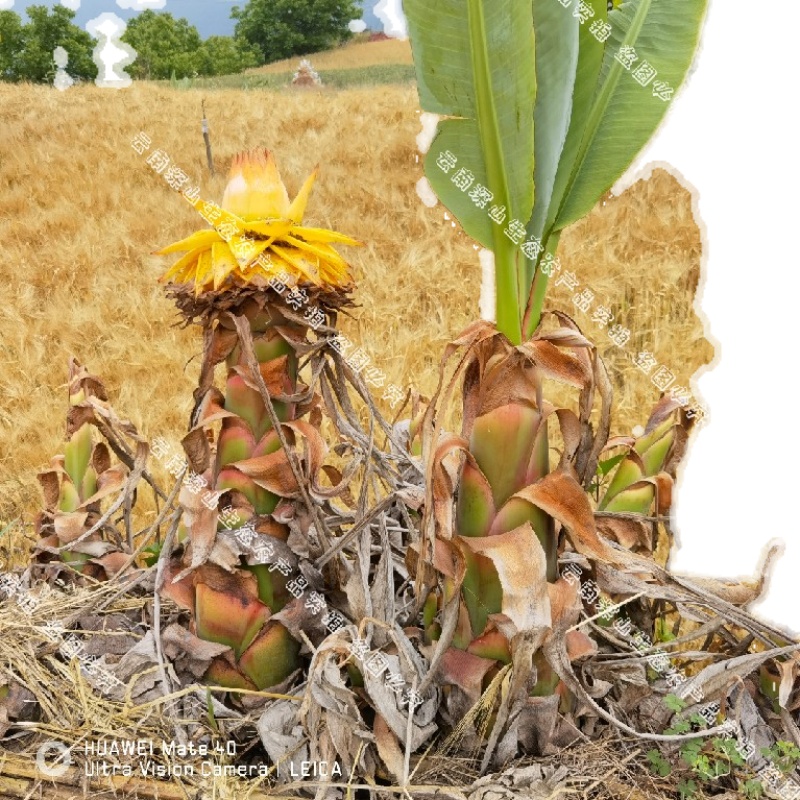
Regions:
[[467, 0, 513, 222], [467, 0, 522, 338]]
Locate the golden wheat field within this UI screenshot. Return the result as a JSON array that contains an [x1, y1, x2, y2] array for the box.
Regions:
[[252, 37, 414, 73], [0, 79, 714, 535]]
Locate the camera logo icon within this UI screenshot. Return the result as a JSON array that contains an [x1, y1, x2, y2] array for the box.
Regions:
[[36, 740, 72, 777]]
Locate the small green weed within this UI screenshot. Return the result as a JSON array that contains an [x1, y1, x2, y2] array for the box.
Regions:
[[761, 741, 800, 774]]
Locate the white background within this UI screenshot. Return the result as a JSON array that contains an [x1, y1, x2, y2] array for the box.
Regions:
[[616, 0, 800, 632]]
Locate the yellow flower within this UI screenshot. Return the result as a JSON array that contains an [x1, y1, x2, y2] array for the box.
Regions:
[[158, 149, 360, 294]]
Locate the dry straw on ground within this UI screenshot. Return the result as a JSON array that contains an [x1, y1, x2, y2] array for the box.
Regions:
[[0, 79, 712, 552]]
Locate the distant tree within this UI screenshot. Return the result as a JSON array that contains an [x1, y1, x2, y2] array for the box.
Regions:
[[232, 0, 360, 63], [10, 5, 96, 83], [0, 11, 25, 81], [197, 35, 261, 76], [121, 10, 203, 80]]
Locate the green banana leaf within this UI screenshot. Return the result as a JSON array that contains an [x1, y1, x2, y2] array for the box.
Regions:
[[524, 0, 583, 289], [406, 0, 709, 340], [543, 0, 607, 238], [521, 0, 607, 329], [553, 0, 709, 231], [405, 0, 537, 343]]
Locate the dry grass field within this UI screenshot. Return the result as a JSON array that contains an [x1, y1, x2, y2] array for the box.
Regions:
[[251, 37, 413, 74], [0, 79, 714, 532]]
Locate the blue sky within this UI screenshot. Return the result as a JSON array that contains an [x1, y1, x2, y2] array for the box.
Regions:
[[8, 0, 384, 39]]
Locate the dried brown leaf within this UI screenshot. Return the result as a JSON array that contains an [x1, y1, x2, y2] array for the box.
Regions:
[[459, 523, 551, 635], [234, 448, 298, 496], [514, 471, 612, 562], [374, 714, 406, 784], [37, 469, 61, 510], [181, 428, 211, 474], [596, 516, 653, 551], [91, 441, 111, 476], [53, 510, 89, 543]]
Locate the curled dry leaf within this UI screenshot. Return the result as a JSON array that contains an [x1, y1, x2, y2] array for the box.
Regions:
[[161, 623, 230, 680], [513, 470, 613, 562], [362, 649, 438, 750], [257, 699, 310, 781], [440, 647, 497, 708], [37, 469, 61, 510], [596, 515, 653, 551], [90, 552, 131, 579], [53, 511, 90, 544], [679, 643, 800, 710], [430, 434, 470, 542], [181, 427, 212, 474], [77, 466, 128, 510], [234, 448, 299, 497], [107, 630, 177, 704], [373, 714, 406, 784], [778, 656, 800, 710], [301, 634, 375, 779], [173, 482, 221, 580], [34, 359, 147, 584], [514, 694, 560, 756], [565, 630, 597, 661], [459, 523, 551, 636], [271, 595, 330, 649], [518, 338, 592, 389], [466, 763, 570, 800]]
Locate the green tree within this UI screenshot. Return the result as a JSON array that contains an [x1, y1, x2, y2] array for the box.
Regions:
[[12, 5, 96, 83], [232, 0, 360, 63], [197, 35, 261, 76], [121, 10, 202, 79], [0, 11, 25, 81]]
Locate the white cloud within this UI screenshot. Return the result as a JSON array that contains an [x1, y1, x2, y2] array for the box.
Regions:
[[0, 0, 15, 9], [116, 0, 166, 10], [373, 0, 407, 38], [348, 19, 367, 34], [60, 0, 81, 10]]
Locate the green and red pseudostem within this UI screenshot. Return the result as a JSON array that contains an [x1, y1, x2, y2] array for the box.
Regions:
[[403, 0, 709, 711], [157, 150, 360, 692]]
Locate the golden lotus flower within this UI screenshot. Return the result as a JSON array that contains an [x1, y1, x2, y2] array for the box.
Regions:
[[158, 149, 360, 293]]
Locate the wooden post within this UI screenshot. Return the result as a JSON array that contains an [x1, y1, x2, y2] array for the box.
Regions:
[[202, 100, 214, 177]]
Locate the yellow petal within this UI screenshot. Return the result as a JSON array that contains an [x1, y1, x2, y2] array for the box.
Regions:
[[284, 234, 348, 271], [270, 244, 323, 285], [241, 219, 294, 238], [287, 168, 318, 223], [293, 225, 363, 246], [194, 243, 225, 287], [194, 250, 215, 295], [159, 247, 205, 283], [263, 251, 299, 278], [228, 236, 272, 269], [156, 229, 223, 255], [159, 151, 359, 293], [221, 149, 291, 221], [213, 247, 238, 291], [169, 263, 195, 284]]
